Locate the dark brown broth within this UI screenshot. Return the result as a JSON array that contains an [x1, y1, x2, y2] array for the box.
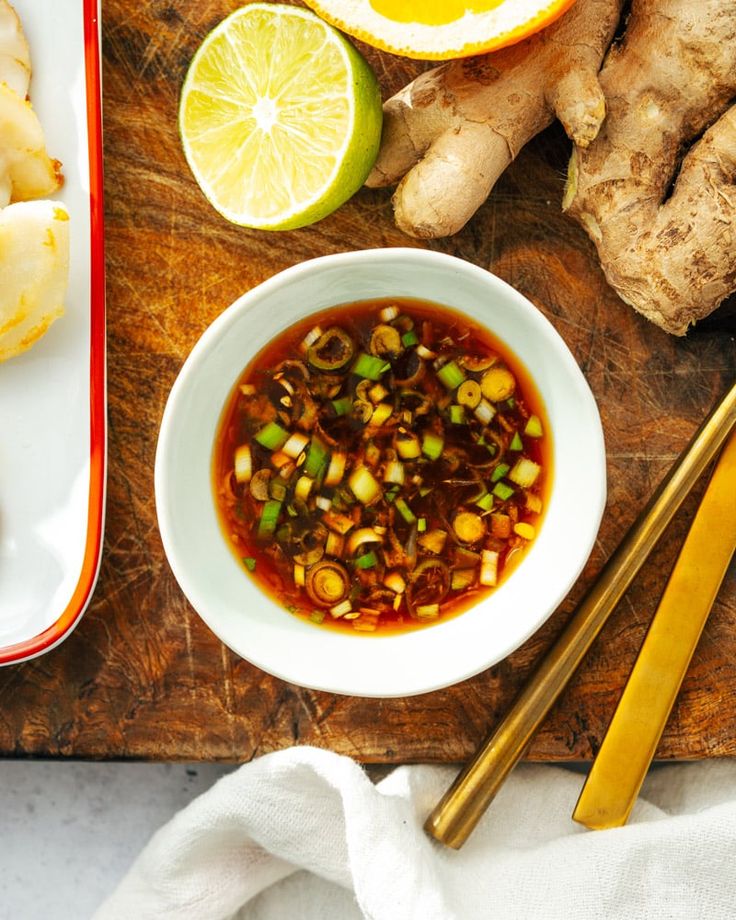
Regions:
[[213, 298, 551, 634]]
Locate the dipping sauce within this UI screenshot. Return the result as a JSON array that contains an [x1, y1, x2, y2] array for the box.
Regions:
[[213, 298, 550, 633]]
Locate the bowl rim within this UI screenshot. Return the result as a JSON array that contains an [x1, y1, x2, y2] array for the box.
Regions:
[[155, 247, 607, 697]]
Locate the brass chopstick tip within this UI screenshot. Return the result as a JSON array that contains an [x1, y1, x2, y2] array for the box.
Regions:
[[424, 808, 466, 849]]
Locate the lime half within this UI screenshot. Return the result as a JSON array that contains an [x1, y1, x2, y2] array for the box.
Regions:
[[179, 3, 383, 231]]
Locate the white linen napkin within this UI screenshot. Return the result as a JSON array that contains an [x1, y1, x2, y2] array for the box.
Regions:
[[94, 746, 736, 920]]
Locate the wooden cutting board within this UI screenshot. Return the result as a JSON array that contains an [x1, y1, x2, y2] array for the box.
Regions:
[[1, 0, 733, 763]]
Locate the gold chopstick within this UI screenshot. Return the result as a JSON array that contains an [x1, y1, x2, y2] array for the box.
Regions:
[[573, 429, 736, 830], [425, 380, 736, 849]]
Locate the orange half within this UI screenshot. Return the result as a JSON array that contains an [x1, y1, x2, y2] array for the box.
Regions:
[[302, 0, 578, 60]]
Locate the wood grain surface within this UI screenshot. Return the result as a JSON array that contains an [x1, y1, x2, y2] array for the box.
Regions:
[[1, 0, 734, 762]]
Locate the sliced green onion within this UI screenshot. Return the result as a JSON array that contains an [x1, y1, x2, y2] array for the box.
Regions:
[[383, 460, 405, 486], [457, 380, 482, 409], [422, 433, 444, 461], [509, 431, 523, 451], [330, 599, 353, 618], [525, 414, 544, 438], [418, 528, 447, 554], [307, 327, 355, 371], [310, 610, 326, 624], [449, 404, 466, 425], [293, 563, 306, 586], [493, 481, 515, 501], [394, 497, 416, 524], [453, 511, 486, 543], [415, 603, 440, 619], [234, 444, 252, 483], [294, 475, 314, 502], [270, 450, 291, 470], [396, 431, 422, 459], [506, 397, 516, 410], [242, 557, 256, 571], [286, 504, 298, 517], [491, 463, 510, 483], [346, 527, 383, 555], [254, 422, 289, 451], [282, 432, 310, 459], [322, 510, 355, 534], [401, 330, 419, 347], [454, 547, 480, 568], [437, 360, 466, 390], [509, 458, 541, 488], [417, 517, 427, 533], [355, 550, 378, 569], [384, 571, 406, 594], [385, 487, 399, 503], [257, 500, 282, 539], [369, 383, 389, 403], [304, 435, 328, 477], [269, 479, 287, 501], [300, 325, 323, 352], [348, 466, 382, 504], [480, 549, 499, 586], [324, 451, 347, 487], [325, 531, 345, 557], [474, 398, 496, 425], [476, 492, 494, 511], [451, 569, 475, 591], [352, 352, 390, 380], [370, 403, 393, 426], [331, 397, 353, 417]]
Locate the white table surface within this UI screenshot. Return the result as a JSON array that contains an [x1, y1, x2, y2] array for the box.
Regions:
[[0, 762, 233, 919]]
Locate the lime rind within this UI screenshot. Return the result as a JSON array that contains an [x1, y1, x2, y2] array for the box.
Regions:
[[179, 3, 383, 231]]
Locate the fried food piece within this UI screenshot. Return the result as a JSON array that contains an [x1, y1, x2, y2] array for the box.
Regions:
[[0, 0, 30, 97], [0, 200, 70, 362], [0, 82, 62, 206]]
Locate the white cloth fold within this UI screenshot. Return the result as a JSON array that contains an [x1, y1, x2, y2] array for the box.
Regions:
[[95, 747, 736, 920]]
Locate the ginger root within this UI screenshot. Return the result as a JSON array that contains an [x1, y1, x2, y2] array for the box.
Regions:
[[369, 0, 736, 333], [563, 0, 736, 334], [366, 0, 624, 238]]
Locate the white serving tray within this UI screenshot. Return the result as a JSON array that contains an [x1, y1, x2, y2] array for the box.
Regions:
[[0, 0, 105, 664]]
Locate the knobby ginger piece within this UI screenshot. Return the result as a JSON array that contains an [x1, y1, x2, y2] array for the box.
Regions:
[[366, 0, 624, 237], [564, 0, 736, 335], [0, 200, 70, 362]]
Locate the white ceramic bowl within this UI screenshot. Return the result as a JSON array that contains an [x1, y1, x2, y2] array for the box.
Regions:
[[155, 249, 606, 697]]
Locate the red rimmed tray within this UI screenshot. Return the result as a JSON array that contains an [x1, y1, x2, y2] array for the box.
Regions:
[[0, 0, 106, 665]]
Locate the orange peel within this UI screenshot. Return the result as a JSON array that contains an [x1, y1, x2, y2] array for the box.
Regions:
[[301, 0, 578, 60]]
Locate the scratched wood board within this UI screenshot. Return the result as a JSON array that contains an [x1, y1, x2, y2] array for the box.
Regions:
[[0, 0, 734, 762]]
